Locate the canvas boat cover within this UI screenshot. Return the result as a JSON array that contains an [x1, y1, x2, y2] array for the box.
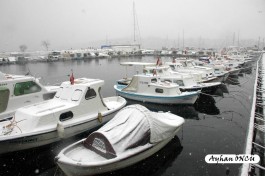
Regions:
[[84, 104, 184, 158]]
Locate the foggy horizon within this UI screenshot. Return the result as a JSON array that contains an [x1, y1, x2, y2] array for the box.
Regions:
[[0, 0, 264, 52]]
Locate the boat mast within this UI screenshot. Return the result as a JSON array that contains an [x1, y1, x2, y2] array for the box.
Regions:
[[133, 1, 136, 43], [237, 30, 240, 47], [182, 29, 185, 50]]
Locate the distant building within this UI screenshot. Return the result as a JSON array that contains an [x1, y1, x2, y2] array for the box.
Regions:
[[101, 44, 141, 53]]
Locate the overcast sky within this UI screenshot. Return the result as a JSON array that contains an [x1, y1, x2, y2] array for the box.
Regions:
[[0, 0, 264, 51]]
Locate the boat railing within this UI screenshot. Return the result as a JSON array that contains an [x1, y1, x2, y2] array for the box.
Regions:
[[240, 53, 265, 175]]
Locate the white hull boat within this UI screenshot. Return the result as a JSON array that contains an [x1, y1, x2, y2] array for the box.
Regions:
[[0, 71, 59, 121], [114, 74, 199, 105], [227, 68, 241, 76], [55, 104, 185, 176], [115, 84, 198, 104], [165, 60, 219, 83], [159, 74, 221, 93], [0, 78, 126, 154]]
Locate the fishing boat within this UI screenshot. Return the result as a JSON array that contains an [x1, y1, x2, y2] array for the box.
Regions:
[[0, 71, 59, 121], [141, 66, 221, 93], [159, 74, 221, 93], [165, 60, 221, 83], [55, 104, 185, 176], [117, 62, 156, 85], [0, 78, 126, 154], [117, 62, 221, 93], [114, 74, 199, 104], [194, 60, 230, 82]]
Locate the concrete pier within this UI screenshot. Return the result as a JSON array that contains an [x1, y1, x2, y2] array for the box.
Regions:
[[241, 52, 265, 176]]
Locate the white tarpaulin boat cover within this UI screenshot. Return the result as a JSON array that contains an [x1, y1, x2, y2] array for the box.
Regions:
[[84, 104, 184, 158]]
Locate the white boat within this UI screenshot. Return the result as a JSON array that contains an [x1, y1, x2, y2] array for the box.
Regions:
[[159, 74, 221, 93], [223, 62, 242, 76], [165, 60, 220, 83], [47, 51, 61, 61], [55, 104, 185, 176], [0, 71, 59, 121], [114, 74, 199, 104], [117, 62, 156, 85], [0, 78, 126, 154], [117, 62, 221, 94], [214, 55, 243, 76], [194, 60, 230, 82]]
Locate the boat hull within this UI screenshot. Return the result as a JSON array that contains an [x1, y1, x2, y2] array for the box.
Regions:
[[56, 127, 182, 176], [0, 113, 117, 154], [180, 82, 221, 94], [0, 97, 126, 154], [228, 68, 241, 76], [114, 85, 198, 105]]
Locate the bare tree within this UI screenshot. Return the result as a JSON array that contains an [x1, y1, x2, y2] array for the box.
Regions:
[[19, 44, 27, 52], [41, 40, 50, 51]]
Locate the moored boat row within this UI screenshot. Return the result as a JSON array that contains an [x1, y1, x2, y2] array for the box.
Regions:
[[0, 74, 186, 175], [0, 49, 258, 175]]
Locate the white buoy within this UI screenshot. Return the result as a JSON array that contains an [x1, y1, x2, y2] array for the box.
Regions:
[[57, 121, 64, 138]]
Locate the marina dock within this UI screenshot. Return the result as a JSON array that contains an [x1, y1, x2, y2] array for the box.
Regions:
[[241, 52, 265, 176]]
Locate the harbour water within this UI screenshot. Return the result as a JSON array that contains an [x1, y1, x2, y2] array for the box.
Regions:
[[0, 56, 257, 176]]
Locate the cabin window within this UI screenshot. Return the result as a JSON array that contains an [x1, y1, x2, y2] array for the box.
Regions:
[[14, 81, 41, 96], [169, 65, 175, 70], [174, 80, 184, 86], [59, 111, 73, 121], [151, 78, 157, 83], [85, 88, 97, 100], [155, 88, 164, 93], [71, 89, 83, 101], [43, 92, 56, 100], [0, 87, 9, 113]]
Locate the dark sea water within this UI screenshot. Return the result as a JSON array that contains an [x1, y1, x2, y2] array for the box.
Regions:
[[0, 56, 257, 176]]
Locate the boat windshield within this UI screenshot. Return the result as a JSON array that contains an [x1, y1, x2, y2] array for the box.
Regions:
[[14, 81, 41, 96], [0, 87, 9, 113]]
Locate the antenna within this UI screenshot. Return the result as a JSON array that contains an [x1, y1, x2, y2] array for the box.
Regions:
[[233, 32, 235, 45], [237, 30, 240, 46], [182, 29, 184, 49], [133, 1, 136, 43]]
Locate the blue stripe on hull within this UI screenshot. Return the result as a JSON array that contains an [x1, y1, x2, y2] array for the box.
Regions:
[[114, 86, 198, 105]]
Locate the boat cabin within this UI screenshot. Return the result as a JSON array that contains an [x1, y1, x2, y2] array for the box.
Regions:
[[0, 72, 58, 120], [122, 75, 182, 95], [159, 74, 196, 87], [165, 61, 214, 81], [143, 66, 171, 76], [13, 78, 109, 132]]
